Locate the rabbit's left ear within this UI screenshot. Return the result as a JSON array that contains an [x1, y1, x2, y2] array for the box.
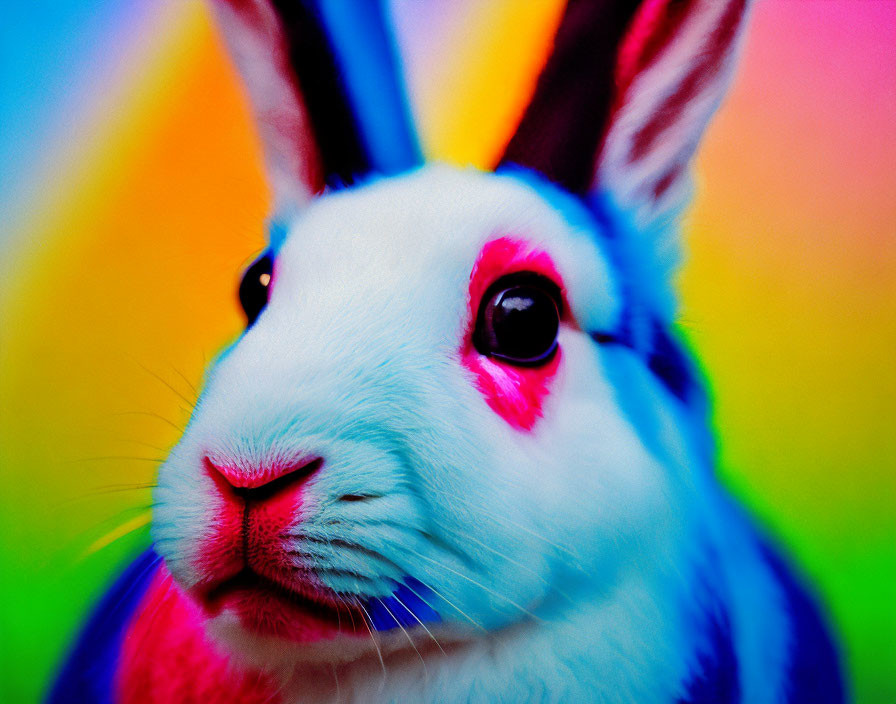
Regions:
[[211, 1, 421, 219], [499, 0, 751, 272]]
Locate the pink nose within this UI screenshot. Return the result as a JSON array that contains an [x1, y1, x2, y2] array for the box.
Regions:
[[205, 456, 323, 499], [200, 456, 323, 584]]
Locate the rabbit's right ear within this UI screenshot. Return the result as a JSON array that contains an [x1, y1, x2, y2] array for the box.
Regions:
[[498, 0, 751, 307], [211, 0, 420, 216]]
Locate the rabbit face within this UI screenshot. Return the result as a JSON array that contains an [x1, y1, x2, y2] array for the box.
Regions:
[[153, 165, 687, 664]]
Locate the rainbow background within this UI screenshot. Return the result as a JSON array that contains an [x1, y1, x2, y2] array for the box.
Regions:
[[1, 1, 893, 702]]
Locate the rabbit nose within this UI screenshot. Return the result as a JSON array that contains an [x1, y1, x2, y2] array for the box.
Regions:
[[205, 456, 324, 502], [200, 456, 322, 581]]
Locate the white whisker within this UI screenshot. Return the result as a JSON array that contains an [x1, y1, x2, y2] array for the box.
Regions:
[[401, 577, 485, 632], [376, 597, 428, 678], [330, 663, 341, 703], [461, 532, 576, 605], [392, 592, 446, 655], [403, 547, 544, 624], [353, 599, 387, 692]]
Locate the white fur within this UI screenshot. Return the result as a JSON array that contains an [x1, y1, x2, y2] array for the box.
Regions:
[[154, 166, 789, 702]]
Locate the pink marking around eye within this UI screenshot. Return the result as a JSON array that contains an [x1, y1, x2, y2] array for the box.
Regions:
[[461, 237, 569, 432]]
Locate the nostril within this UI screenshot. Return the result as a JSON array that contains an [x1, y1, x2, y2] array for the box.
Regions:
[[205, 456, 323, 501]]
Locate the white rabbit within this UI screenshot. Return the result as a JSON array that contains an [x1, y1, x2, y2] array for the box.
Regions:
[[50, 1, 845, 702]]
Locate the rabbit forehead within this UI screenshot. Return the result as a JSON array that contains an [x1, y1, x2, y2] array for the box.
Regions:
[[273, 165, 622, 334]]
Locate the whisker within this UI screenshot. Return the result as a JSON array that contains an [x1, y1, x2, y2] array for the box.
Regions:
[[287, 537, 405, 573], [169, 363, 200, 399], [375, 597, 427, 678], [323, 517, 422, 530], [342, 599, 358, 633], [330, 663, 341, 704], [353, 599, 387, 692], [137, 568, 175, 633], [402, 547, 543, 624], [79, 510, 153, 560], [461, 532, 575, 605], [317, 569, 380, 582], [391, 592, 446, 656], [310, 526, 485, 633], [79, 483, 157, 499], [289, 564, 380, 584], [112, 411, 183, 433], [423, 474, 584, 566], [335, 598, 343, 634], [66, 456, 165, 464], [401, 578, 485, 632], [105, 553, 163, 617], [110, 436, 170, 454], [484, 513, 583, 564], [265, 661, 295, 704], [55, 484, 155, 510], [52, 503, 152, 562], [135, 360, 195, 409]]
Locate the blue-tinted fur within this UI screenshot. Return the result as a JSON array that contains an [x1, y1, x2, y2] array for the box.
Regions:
[[47, 549, 160, 704], [678, 602, 740, 704], [313, 0, 421, 175], [761, 543, 846, 703], [367, 579, 441, 632]]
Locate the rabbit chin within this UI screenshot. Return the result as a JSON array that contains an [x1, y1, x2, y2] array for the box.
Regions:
[[204, 610, 465, 670]]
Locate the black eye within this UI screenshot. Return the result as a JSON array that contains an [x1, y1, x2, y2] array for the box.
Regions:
[[238, 254, 273, 327], [473, 273, 562, 366]]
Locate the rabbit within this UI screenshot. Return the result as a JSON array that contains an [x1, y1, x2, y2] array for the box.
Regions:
[[50, 1, 846, 702]]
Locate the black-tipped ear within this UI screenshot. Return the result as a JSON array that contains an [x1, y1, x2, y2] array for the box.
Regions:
[[499, 0, 752, 234], [498, 0, 642, 195], [266, 0, 371, 187], [211, 0, 420, 214]]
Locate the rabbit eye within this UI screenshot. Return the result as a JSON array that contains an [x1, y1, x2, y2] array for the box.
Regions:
[[238, 254, 273, 327], [473, 273, 562, 366]]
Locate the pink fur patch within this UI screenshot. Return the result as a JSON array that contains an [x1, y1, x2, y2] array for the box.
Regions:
[[461, 237, 568, 432], [195, 458, 362, 642], [197, 460, 247, 584], [116, 567, 281, 704]]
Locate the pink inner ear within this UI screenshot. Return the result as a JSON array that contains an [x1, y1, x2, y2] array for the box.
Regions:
[[460, 237, 568, 432], [615, 0, 685, 99]]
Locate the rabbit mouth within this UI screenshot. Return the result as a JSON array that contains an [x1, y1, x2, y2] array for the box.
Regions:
[[201, 568, 368, 642]]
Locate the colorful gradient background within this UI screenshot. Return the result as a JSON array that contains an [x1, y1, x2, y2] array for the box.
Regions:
[[1, 1, 893, 702]]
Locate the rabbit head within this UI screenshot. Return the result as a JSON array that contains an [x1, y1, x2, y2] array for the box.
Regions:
[[152, 0, 751, 667]]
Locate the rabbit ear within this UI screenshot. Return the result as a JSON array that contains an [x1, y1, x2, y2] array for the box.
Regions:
[[211, 0, 421, 215], [499, 0, 750, 233]]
